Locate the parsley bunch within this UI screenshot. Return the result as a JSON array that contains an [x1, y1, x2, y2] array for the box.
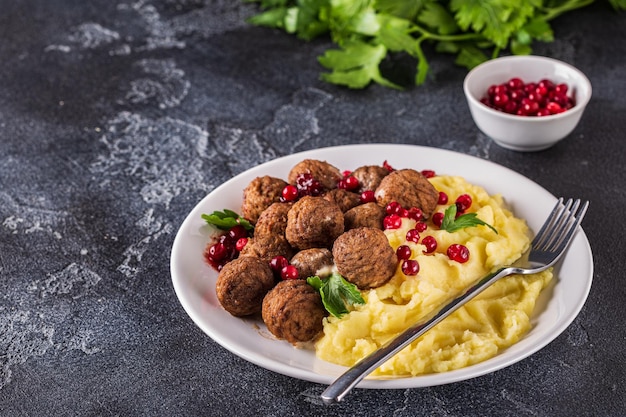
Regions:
[[245, 0, 625, 89]]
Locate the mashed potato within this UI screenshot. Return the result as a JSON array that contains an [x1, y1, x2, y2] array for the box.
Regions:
[[315, 175, 552, 376]]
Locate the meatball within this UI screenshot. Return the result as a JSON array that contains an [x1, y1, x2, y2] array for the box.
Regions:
[[344, 202, 385, 230], [290, 248, 333, 279], [254, 202, 293, 238], [239, 234, 294, 262], [285, 196, 344, 250], [216, 257, 275, 317], [374, 169, 439, 218], [262, 279, 327, 345], [332, 227, 397, 289], [351, 165, 390, 192], [241, 176, 288, 223], [288, 159, 342, 191], [323, 188, 361, 213]]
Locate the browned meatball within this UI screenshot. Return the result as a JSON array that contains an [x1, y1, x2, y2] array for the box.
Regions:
[[254, 202, 293, 238], [239, 234, 294, 262], [216, 257, 275, 317], [351, 165, 390, 192], [290, 248, 333, 279], [332, 227, 397, 289], [241, 176, 288, 223], [344, 202, 385, 230], [262, 279, 327, 345], [285, 196, 344, 250], [323, 188, 361, 213], [287, 159, 342, 191], [374, 169, 438, 218]]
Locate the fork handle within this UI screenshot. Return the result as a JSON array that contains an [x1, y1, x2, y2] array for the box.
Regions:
[[321, 266, 513, 404]]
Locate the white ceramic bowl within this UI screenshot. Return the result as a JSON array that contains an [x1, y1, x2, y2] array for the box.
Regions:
[[463, 55, 592, 151]]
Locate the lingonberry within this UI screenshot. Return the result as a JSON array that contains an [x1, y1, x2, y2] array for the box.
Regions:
[[385, 201, 402, 216], [207, 242, 228, 262], [421, 236, 437, 254], [338, 176, 359, 191], [235, 237, 248, 251], [228, 225, 248, 242], [407, 207, 423, 222], [437, 191, 448, 205], [414, 222, 428, 233], [447, 244, 470, 263], [455, 194, 472, 213], [432, 212, 444, 228], [269, 255, 289, 273], [383, 214, 403, 230], [401, 259, 420, 276], [281, 184, 299, 202], [281, 265, 299, 280], [396, 245, 412, 261], [360, 190, 376, 203], [421, 169, 435, 178], [406, 229, 420, 243]]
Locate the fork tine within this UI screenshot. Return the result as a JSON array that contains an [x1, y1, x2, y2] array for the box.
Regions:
[[551, 200, 589, 258], [531, 197, 564, 248], [540, 199, 578, 252], [543, 199, 580, 252]]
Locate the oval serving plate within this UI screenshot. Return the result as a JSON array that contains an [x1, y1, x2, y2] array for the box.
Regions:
[[170, 144, 593, 389]]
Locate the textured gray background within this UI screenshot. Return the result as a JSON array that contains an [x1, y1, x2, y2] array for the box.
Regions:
[[0, 1, 625, 416]]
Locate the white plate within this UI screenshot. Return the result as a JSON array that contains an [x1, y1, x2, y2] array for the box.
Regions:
[[170, 144, 593, 389]]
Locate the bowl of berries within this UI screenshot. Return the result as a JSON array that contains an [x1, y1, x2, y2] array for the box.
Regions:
[[463, 55, 592, 151]]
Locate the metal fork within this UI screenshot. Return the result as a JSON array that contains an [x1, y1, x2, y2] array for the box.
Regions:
[[321, 198, 589, 404]]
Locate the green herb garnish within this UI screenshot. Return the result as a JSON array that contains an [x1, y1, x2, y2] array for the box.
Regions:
[[307, 273, 365, 318], [244, 0, 626, 89], [440, 205, 498, 234], [201, 209, 254, 232]]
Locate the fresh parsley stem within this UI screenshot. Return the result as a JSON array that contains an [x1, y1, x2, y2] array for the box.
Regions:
[[408, 26, 484, 43], [541, 0, 595, 21]]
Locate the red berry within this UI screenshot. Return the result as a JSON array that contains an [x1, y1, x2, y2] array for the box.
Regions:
[[269, 255, 289, 272], [437, 191, 448, 205], [447, 244, 470, 263], [228, 225, 248, 242], [342, 170, 352, 177], [360, 190, 376, 203], [396, 245, 412, 260], [421, 169, 435, 178], [406, 229, 420, 243], [508, 77, 524, 89], [281, 265, 299, 280], [384, 214, 403, 230], [401, 260, 420, 276], [344, 176, 359, 190], [555, 83, 568, 95], [455, 194, 472, 213], [382, 160, 394, 172], [421, 236, 437, 254], [414, 222, 428, 233], [407, 207, 423, 222], [281, 184, 299, 202], [207, 242, 229, 262], [546, 101, 563, 114], [385, 201, 402, 215], [235, 237, 248, 251], [432, 212, 444, 228]]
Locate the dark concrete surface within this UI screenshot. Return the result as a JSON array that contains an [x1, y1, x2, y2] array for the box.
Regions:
[[0, 1, 624, 416]]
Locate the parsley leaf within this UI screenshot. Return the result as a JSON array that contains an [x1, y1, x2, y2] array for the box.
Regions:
[[201, 209, 254, 232], [307, 273, 365, 318], [440, 205, 498, 234]]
